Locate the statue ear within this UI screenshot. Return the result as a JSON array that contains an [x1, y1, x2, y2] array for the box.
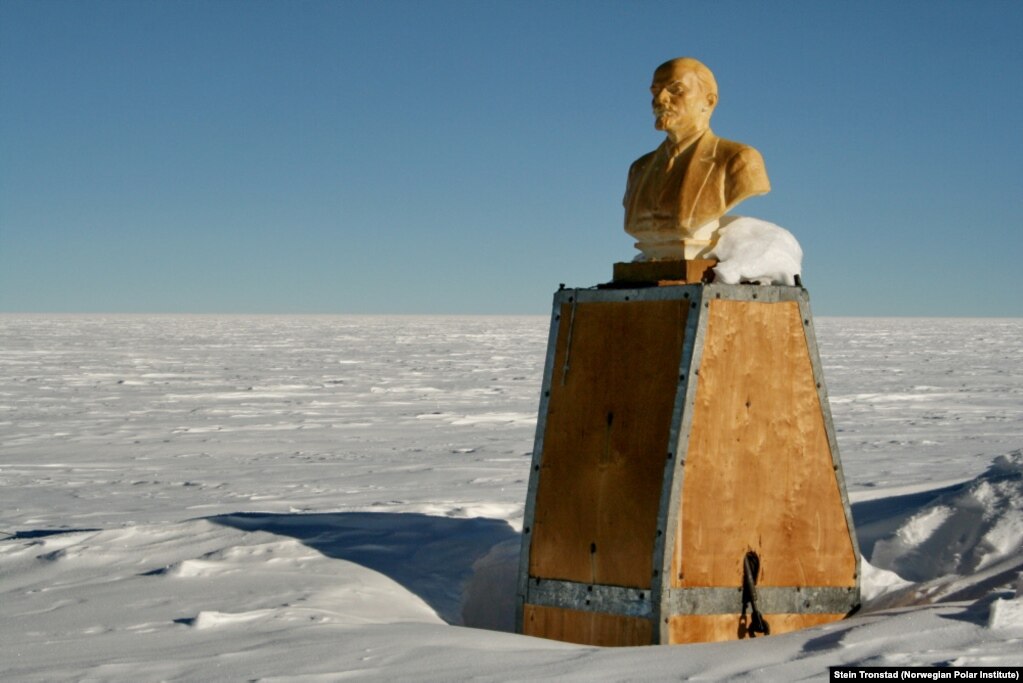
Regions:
[[706, 92, 719, 110]]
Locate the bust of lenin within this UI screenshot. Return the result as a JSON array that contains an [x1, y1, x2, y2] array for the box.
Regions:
[[623, 58, 770, 260]]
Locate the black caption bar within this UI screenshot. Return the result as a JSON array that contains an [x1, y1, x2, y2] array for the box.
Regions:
[[830, 667, 1021, 681]]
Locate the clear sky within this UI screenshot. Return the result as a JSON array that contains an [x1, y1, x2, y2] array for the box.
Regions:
[[2, 1, 1021, 316]]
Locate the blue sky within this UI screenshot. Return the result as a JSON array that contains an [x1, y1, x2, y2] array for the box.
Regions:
[[2, 1, 1021, 315]]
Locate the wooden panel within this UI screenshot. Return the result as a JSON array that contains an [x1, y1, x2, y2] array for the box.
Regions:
[[523, 604, 653, 647], [530, 300, 688, 587], [613, 259, 716, 284], [668, 613, 845, 644], [673, 300, 856, 588]]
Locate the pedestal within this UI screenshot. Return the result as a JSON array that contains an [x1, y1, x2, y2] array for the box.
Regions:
[[516, 283, 860, 646]]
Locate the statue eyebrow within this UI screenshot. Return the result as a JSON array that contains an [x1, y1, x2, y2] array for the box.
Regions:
[[651, 80, 686, 93]]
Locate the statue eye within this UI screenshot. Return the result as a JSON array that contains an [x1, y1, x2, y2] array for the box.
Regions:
[[668, 84, 685, 95]]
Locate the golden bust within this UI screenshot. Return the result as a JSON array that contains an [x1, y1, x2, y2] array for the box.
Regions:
[[623, 58, 770, 260]]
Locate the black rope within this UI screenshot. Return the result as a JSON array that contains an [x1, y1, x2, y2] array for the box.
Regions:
[[740, 551, 770, 638]]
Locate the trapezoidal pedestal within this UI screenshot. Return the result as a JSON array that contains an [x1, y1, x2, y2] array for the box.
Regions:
[[516, 283, 860, 646]]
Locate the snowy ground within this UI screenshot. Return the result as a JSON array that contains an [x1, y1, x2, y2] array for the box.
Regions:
[[2, 313, 1022, 680]]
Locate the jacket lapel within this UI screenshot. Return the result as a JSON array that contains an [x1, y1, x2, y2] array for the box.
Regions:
[[679, 131, 720, 229]]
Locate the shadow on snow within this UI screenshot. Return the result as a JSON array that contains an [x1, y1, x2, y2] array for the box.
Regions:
[[200, 476, 1008, 637], [209, 511, 521, 632]]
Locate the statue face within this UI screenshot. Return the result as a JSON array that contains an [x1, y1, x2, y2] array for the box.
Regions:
[[650, 62, 716, 141]]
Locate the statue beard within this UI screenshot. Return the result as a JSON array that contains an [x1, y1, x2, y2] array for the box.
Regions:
[[654, 113, 671, 131], [655, 110, 709, 142]]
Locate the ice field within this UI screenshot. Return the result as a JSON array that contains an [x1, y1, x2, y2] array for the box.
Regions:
[[1, 313, 1022, 680]]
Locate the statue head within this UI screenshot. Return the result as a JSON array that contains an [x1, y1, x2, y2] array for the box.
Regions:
[[650, 57, 719, 143]]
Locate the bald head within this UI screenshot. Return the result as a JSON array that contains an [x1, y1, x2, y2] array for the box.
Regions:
[[654, 58, 718, 99], [650, 57, 719, 143]]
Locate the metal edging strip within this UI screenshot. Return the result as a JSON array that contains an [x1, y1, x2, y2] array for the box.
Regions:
[[565, 282, 805, 305], [648, 284, 707, 643], [665, 585, 860, 616], [515, 287, 574, 633], [525, 578, 654, 619], [797, 290, 863, 601], [646, 284, 703, 642], [522, 578, 857, 618]]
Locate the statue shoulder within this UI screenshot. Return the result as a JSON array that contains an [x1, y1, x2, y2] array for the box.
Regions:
[[626, 149, 658, 188], [703, 131, 763, 163], [629, 149, 658, 173], [707, 133, 770, 199]]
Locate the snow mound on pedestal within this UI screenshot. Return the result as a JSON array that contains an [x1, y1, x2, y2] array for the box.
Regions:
[[708, 216, 803, 286]]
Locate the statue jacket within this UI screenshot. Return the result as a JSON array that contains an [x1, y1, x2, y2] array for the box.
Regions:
[[623, 129, 770, 236]]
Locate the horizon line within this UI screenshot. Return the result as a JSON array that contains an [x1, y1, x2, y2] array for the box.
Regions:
[[2, 311, 1021, 320]]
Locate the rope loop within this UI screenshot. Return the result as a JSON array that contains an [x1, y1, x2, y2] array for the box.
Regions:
[[739, 551, 770, 638]]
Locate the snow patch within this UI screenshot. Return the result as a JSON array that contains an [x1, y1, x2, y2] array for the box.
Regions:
[[184, 609, 275, 630], [988, 594, 1023, 631], [859, 558, 913, 601], [707, 216, 803, 286]]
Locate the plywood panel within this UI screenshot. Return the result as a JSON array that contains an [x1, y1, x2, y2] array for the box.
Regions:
[[668, 613, 845, 644], [673, 300, 856, 588], [530, 300, 688, 587], [523, 605, 653, 647]]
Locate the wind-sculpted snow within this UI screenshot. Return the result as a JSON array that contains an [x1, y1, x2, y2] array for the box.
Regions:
[[1, 314, 1022, 679], [871, 451, 1023, 583]]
